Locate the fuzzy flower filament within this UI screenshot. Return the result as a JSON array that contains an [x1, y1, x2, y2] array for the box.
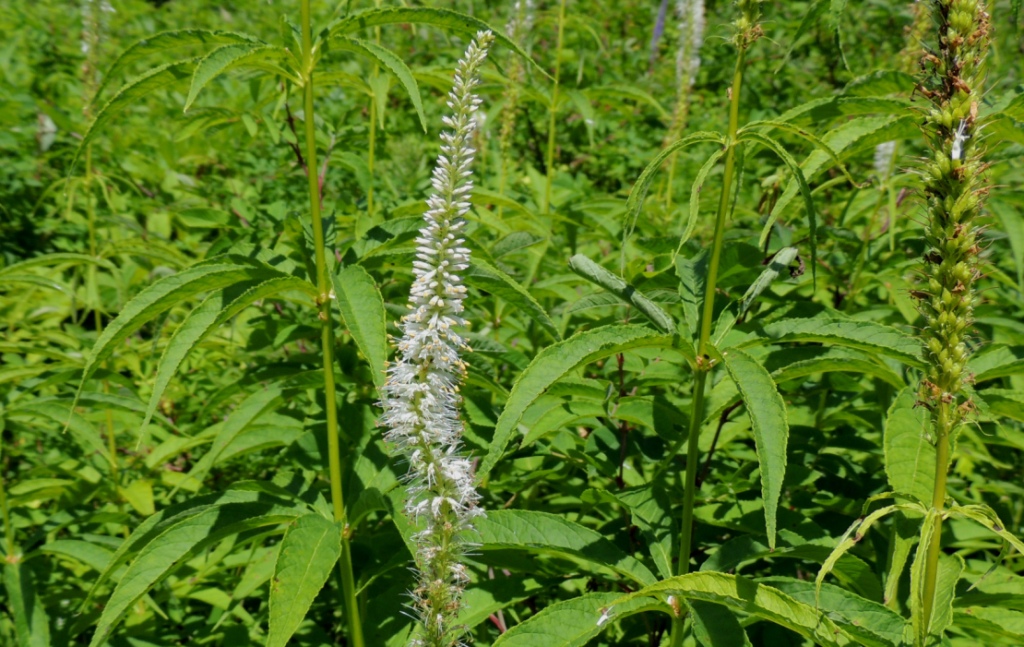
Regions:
[[380, 30, 494, 647]]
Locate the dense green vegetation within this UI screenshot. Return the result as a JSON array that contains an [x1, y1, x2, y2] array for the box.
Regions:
[[2, 1, 1023, 646]]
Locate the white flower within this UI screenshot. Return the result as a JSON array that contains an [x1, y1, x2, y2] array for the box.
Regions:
[[380, 30, 494, 647], [874, 141, 896, 180], [951, 119, 969, 161], [675, 0, 705, 88]]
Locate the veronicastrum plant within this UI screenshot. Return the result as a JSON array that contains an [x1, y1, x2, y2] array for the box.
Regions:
[[4, 1, 1024, 646]]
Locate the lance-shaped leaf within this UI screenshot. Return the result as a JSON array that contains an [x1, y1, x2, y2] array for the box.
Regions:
[[140, 276, 314, 436], [0, 252, 115, 277], [469, 509, 658, 586], [732, 313, 924, 368], [568, 253, 676, 333], [7, 400, 111, 463], [95, 29, 261, 99], [884, 387, 935, 504], [465, 256, 561, 342], [722, 347, 788, 548], [739, 130, 820, 282], [689, 601, 753, 647], [606, 572, 855, 647], [4, 562, 51, 647], [267, 514, 343, 647], [73, 59, 199, 173], [71, 258, 292, 419], [328, 37, 427, 131], [478, 325, 688, 479], [88, 499, 305, 647], [184, 44, 300, 112], [326, 7, 547, 78], [622, 131, 726, 246], [332, 264, 388, 388], [738, 247, 800, 318], [492, 591, 662, 646]]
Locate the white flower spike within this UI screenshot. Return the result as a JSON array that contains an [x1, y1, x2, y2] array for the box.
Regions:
[[379, 30, 494, 647]]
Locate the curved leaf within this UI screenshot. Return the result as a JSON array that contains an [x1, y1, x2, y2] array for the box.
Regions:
[[326, 7, 547, 79], [95, 29, 261, 100], [333, 264, 389, 388], [465, 256, 561, 342], [722, 347, 788, 548], [607, 572, 856, 647], [478, 325, 687, 479], [74, 59, 201, 173], [567, 254, 675, 334], [328, 37, 426, 132], [88, 499, 304, 647], [492, 592, 661, 647], [0, 253, 114, 278], [470, 509, 657, 586], [738, 130, 819, 282], [623, 131, 726, 245], [267, 514, 342, 647], [140, 276, 314, 435], [185, 44, 299, 112]]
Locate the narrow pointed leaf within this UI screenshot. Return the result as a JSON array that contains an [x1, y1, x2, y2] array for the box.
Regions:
[[332, 264, 388, 388], [568, 254, 676, 333], [465, 256, 561, 342], [326, 7, 548, 79], [267, 514, 343, 647], [329, 37, 427, 131], [140, 276, 314, 435], [492, 592, 661, 646], [184, 44, 299, 112], [722, 347, 788, 548], [479, 325, 688, 478], [4, 562, 51, 647], [884, 387, 935, 504], [470, 509, 657, 586], [95, 29, 260, 99]]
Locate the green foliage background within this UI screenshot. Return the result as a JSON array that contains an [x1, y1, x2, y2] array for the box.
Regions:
[[1, 0, 1023, 646]]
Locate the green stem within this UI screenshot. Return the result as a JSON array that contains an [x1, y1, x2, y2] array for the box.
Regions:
[[0, 470, 13, 558], [299, 3, 364, 646], [543, 0, 567, 214], [920, 402, 952, 636], [669, 45, 747, 647]]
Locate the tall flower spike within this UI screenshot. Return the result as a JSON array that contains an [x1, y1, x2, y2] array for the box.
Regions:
[[380, 30, 493, 647], [664, 0, 705, 147]]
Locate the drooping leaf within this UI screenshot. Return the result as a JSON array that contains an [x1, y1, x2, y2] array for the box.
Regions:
[[140, 276, 314, 436], [326, 7, 547, 78], [72, 258, 291, 420], [623, 131, 726, 247], [737, 247, 799, 318], [95, 29, 261, 99], [470, 509, 658, 586], [568, 253, 676, 333], [333, 264, 389, 388], [267, 514, 343, 647], [328, 37, 427, 131], [722, 347, 788, 548], [739, 130, 820, 282], [73, 59, 199, 173], [88, 499, 304, 647], [607, 572, 855, 647], [184, 44, 299, 112], [478, 325, 686, 478], [465, 256, 560, 342]]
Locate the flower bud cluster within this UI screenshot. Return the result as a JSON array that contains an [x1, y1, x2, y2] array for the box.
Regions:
[[379, 31, 493, 647], [916, 0, 990, 424], [734, 0, 764, 50]]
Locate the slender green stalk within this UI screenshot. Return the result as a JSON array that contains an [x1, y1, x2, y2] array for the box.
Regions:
[[542, 0, 566, 214], [0, 470, 13, 558], [670, 6, 758, 643], [299, 3, 364, 645]]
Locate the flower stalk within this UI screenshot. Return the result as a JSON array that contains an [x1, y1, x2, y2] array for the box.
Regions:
[[380, 31, 494, 647], [916, 0, 991, 634], [664, 0, 705, 211]]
